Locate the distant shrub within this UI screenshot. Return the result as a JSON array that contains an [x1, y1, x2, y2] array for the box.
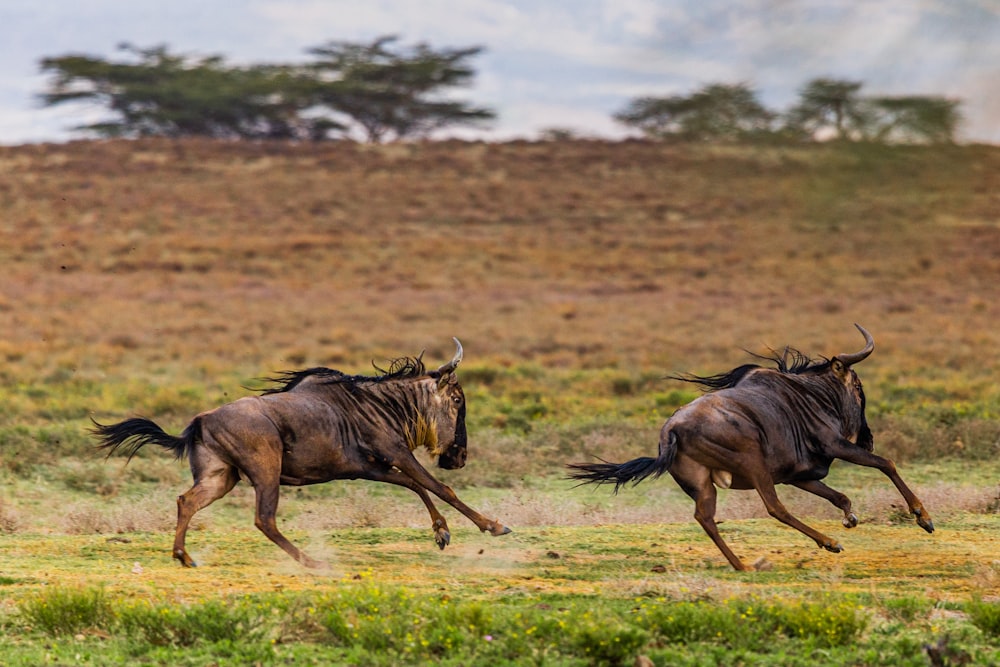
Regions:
[[873, 414, 1000, 462], [145, 385, 206, 418], [460, 366, 503, 387], [0, 497, 21, 533], [653, 389, 699, 410], [611, 376, 636, 396], [58, 460, 121, 496], [0, 424, 96, 475]]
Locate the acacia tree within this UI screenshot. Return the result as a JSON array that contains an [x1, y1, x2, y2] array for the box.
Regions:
[[785, 78, 961, 143], [614, 83, 775, 141], [39, 44, 309, 139], [302, 36, 495, 142], [38, 38, 494, 142], [619, 78, 963, 145], [866, 95, 961, 144], [785, 78, 867, 140]]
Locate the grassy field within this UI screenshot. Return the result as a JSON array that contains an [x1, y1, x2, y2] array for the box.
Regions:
[[1, 138, 999, 664]]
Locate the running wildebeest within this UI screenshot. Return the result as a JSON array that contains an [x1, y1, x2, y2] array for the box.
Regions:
[[92, 338, 511, 568], [568, 325, 934, 571]]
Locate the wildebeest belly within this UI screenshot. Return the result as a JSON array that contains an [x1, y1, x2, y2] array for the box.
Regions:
[[276, 431, 381, 485]]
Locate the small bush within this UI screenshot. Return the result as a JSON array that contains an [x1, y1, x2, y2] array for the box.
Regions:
[[881, 596, 934, 623], [571, 615, 649, 666], [967, 598, 1000, 638], [768, 598, 868, 647], [117, 598, 267, 647], [313, 584, 496, 659], [18, 586, 114, 636], [638, 596, 867, 650]]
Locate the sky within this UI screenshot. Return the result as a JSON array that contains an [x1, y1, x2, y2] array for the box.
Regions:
[[1, 0, 998, 145]]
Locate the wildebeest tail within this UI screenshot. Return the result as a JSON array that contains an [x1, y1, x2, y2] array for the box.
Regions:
[[91, 416, 200, 462], [567, 430, 678, 493]]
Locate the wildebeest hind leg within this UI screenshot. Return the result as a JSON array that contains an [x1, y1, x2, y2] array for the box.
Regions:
[[790, 480, 858, 528], [361, 469, 452, 549], [174, 466, 239, 567], [670, 456, 748, 571]]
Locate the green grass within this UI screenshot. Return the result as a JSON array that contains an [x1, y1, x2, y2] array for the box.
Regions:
[[4, 581, 1000, 666], [1, 501, 999, 664]]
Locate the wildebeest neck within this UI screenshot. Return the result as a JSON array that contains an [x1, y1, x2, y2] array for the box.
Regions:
[[739, 370, 868, 447], [352, 379, 446, 453]]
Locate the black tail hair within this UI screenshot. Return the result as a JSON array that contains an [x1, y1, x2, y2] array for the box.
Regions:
[[567, 431, 678, 493], [91, 417, 199, 462]]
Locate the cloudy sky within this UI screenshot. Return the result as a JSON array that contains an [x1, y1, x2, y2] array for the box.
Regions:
[[2, 0, 998, 144]]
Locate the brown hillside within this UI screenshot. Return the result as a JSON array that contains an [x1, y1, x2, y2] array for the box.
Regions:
[[1, 138, 998, 385]]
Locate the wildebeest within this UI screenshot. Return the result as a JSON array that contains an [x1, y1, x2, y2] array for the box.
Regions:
[[568, 325, 933, 571], [92, 338, 511, 568]]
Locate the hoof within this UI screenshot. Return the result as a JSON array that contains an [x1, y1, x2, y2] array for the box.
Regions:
[[843, 513, 859, 529], [173, 549, 197, 568], [491, 525, 512, 536], [435, 529, 451, 550], [299, 555, 329, 570], [822, 541, 843, 554], [914, 508, 935, 533], [304, 560, 329, 570]]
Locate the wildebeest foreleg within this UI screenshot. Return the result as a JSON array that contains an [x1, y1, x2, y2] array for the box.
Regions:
[[827, 440, 934, 533], [251, 474, 326, 568], [750, 473, 844, 555], [359, 468, 453, 549], [389, 451, 511, 538], [790, 480, 858, 528]]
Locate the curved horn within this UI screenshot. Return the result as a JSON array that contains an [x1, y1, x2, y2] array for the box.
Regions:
[[436, 337, 463, 375], [835, 324, 874, 366]]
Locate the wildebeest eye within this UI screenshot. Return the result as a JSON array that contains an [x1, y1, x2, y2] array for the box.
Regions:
[[452, 395, 463, 405]]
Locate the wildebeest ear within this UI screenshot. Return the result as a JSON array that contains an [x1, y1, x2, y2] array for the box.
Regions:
[[830, 358, 848, 378], [437, 370, 457, 390]]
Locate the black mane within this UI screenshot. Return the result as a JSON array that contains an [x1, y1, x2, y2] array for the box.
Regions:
[[261, 355, 428, 395], [671, 346, 832, 392]]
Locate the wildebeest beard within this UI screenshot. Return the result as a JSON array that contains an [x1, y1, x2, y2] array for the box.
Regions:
[[854, 387, 874, 451], [437, 403, 467, 469]]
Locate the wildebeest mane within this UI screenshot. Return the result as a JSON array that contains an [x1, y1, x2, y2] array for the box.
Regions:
[[671, 346, 832, 392], [261, 355, 428, 395]]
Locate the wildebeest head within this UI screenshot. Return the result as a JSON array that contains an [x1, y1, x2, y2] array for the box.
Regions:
[[429, 338, 468, 469], [828, 323, 875, 450]]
